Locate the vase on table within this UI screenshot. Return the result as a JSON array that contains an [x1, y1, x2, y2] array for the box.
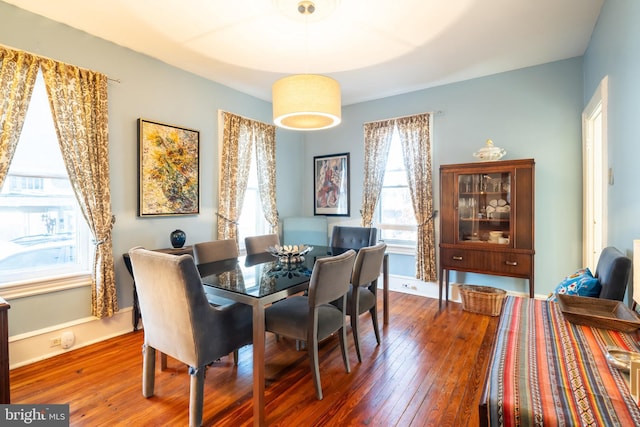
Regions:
[[170, 229, 186, 248]]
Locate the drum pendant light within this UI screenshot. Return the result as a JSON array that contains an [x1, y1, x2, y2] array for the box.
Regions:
[[272, 1, 342, 131]]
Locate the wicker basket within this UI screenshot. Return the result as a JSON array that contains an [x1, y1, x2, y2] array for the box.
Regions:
[[459, 285, 507, 316]]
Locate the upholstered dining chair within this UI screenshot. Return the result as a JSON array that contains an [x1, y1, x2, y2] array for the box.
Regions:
[[193, 239, 246, 364], [192, 239, 239, 264], [244, 233, 280, 255], [330, 226, 377, 251], [264, 249, 356, 400], [128, 247, 253, 427], [344, 242, 387, 362], [595, 246, 631, 301]]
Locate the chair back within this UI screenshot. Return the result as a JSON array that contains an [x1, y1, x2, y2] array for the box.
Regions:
[[352, 243, 387, 288], [245, 234, 280, 255], [595, 246, 631, 301], [128, 248, 219, 367], [308, 250, 356, 307], [330, 226, 377, 250], [193, 239, 239, 265]]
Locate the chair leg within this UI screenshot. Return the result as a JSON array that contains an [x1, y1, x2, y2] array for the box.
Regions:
[[339, 324, 351, 374], [142, 344, 156, 397], [188, 366, 205, 427], [351, 312, 362, 363], [309, 339, 323, 400], [370, 305, 381, 345], [159, 352, 168, 371], [232, 349, 239, 365]]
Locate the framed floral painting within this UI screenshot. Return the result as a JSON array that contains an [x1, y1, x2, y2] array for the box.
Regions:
[[137, 119, 199, 216], [313, 152, 350, 216]]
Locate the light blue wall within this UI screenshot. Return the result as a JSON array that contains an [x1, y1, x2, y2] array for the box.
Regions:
[[584, 0, 640, 262], [305, 58, 585, 296]]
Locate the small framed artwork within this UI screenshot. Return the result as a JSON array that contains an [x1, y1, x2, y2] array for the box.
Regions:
[[314, 152, 350, 216], [138, 119, 200, 216]]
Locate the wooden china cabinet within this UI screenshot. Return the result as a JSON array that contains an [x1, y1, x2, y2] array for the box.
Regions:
[[439, 159, 535, 305]]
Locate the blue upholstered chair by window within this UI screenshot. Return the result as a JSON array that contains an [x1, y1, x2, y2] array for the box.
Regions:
[[128, 247, 252, 427], [264, 249, 356, 400], [329, 226, 377, 251]]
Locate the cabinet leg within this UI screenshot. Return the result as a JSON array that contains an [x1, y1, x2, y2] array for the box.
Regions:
[[445, 270, 450, 303], [439, 268, 450, 310], [439, 268, 444, 309]]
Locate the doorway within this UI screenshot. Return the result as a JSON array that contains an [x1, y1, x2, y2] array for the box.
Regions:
[[582, 76, 608, 270]]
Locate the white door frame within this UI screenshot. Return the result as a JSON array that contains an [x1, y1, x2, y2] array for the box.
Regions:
[[582, 76, 609, 270]]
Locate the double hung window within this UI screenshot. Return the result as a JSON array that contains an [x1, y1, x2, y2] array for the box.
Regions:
[[376, 128, 417, 248], [0, 73, 91, 285]]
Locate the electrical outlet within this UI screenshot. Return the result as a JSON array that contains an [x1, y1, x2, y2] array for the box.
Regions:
[[50, 337, 61, 347]]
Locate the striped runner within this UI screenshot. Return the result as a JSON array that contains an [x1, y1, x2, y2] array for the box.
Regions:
[[486, 296, 640, 426]]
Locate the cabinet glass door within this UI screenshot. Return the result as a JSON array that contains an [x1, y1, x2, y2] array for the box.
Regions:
[[457, 172, 511, 244]]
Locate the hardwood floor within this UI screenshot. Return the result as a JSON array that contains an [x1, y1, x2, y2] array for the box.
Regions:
[[10, 291, 498, 426]]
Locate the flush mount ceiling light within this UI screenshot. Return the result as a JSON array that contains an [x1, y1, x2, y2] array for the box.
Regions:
[[272, 0, 342, 131]]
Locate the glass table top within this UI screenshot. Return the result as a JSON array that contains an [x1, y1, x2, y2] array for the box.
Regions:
[[198, 245, 345, 299]]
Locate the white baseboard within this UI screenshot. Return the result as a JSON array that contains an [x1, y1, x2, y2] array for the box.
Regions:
[[384, 276, 536, 301], [9, 307, 134, 369]]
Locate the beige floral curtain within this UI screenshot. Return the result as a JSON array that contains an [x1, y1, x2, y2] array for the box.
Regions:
[[40, 59, 117, 318], [396, 114, 436, 282], [0, 47, 40, 187], [217, 112, 253, 241], [360, 120, 395, 226], [253, 121, 278, 235]]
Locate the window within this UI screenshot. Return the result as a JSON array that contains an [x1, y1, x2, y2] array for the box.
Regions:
[[237, 152, 267, 251], [376, 128, 417, 246], [0, 72, 92, 285]]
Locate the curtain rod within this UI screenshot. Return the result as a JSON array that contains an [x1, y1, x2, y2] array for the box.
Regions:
[[218, 109, 273, 127], [1, 42, 120, 83], [362, 110, 442, 126]]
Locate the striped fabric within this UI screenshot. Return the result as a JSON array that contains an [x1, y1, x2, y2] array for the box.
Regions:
[[486, 296, 640, 426]]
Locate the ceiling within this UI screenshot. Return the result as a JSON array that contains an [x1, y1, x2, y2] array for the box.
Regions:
[[4, 0, 603, 106]]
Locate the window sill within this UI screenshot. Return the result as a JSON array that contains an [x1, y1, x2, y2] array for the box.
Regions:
[[382, 243, 416, 256], [0, 273, 92, 300]]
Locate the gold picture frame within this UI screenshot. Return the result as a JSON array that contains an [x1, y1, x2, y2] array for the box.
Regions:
[[137, 119, 199, 216]]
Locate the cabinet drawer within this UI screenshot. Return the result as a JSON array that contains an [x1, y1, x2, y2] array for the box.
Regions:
[[441, 248, 480, 270], [441, 248, 531, 277]]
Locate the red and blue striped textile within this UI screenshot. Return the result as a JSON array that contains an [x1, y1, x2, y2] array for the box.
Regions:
[[486, 296, 640, 426]]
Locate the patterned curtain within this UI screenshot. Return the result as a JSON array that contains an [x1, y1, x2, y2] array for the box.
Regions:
[[0, 46, 40, 187], [217, 112, 253, 242], [253, 121, 279, 235], [360, 120, 395, 226], [40, 59, 117, 318], [396, 114, 436, 282]]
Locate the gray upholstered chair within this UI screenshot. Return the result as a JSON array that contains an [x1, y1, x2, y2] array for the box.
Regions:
[[346, 242, 386, 362], [192, 239, 239, 264], [330, 226, 377, 251], [244, 233, 280, 255], [193, 239, 246, 364], [595, 246, 631, 301], [264, 249, 356, 400], [128, 247, 252, 427]]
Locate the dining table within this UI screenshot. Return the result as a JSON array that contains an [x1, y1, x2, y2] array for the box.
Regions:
[[197, 244, 389, 427]]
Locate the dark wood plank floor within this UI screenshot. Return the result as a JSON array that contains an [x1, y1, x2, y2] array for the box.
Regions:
[[10, 291, 498, 426]]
